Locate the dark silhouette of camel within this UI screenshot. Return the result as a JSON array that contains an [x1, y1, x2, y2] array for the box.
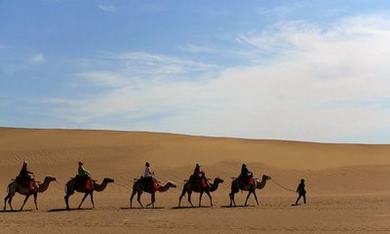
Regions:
[[64, 177, 114, 210], [3, 176, 56, 211], [229, 174, 271, 207], [130, 179, 176, 208], [178, 177, 224, 207]]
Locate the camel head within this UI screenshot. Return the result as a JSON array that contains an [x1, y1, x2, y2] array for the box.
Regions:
[[262, 174, 271, 181], [44, 176, 57, 183], [214, 177, 224, 184], [103, 178, 115, 184], [167, 181, 177, 188]]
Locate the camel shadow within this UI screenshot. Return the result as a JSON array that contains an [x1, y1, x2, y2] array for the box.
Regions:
[[47, 208, 94, 212], [120, 207, 164, 210], [0, 209, 33, 213], [220, 205, 256, 208], [171, 206, 211, 209]]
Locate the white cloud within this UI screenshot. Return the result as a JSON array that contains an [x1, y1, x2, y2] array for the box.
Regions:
[[74, 71, 125, 87], [178, 43, 216, 54], [98, 4, 117, 13], [44, 14, 390, 143], [30, 53, 46, 64]]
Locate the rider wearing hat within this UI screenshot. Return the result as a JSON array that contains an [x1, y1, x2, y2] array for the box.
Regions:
[[78, 161, 90, 177]]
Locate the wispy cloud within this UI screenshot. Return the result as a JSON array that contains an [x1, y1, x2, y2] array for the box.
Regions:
[[178, 43, 217, 54], [98, 4, 117, 13], [29, 53, 46, 64], [30, 14, 390, 142]]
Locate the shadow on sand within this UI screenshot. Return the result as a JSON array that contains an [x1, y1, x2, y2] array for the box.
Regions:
[[220, 205, 256, 208], [120, 207, 164, 210], [171, 206, 212, 209], [0, 209, 33, 213], [47, 208, 94, 212]]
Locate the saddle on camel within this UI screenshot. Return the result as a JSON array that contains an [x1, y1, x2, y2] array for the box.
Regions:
[[16, 161, 37, 193], [75, 161, 93, 190], [189, 163, 209, 189]]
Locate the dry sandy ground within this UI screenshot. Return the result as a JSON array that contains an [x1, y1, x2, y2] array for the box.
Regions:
[[0, 127, 389, 233]]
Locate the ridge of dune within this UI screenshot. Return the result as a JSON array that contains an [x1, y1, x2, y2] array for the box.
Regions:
[[0, 127, 389, 169]]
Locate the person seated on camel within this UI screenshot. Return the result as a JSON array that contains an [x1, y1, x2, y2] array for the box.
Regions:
[[190, 163, 208, 188], [239, 164, 254, 186], [143, 162, 159, 191], [16, 161, 37, 192], [76, 161, 92, 190]]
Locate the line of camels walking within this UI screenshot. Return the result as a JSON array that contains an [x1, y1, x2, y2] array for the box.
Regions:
[[3, 171, 272, 211]]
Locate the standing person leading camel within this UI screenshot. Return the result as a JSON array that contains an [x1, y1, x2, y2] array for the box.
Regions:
[[295, 179, 307, 205]]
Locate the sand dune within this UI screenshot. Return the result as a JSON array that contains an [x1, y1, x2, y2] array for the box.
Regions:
[[0, 127, 389, 233]]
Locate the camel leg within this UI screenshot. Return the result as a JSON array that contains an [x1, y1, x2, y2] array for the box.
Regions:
[[64, 184, 75, 210], [129, 190, 137, 208], [205, 191, 213, 207], [90, 192, 95, 209], [187, 190, 194, 207], [147, 192, 155, 208], [20, 195, 30, 211], [229, 192, 237, 207], [64, 194, 71, 210], [253, 191, 259, 206], [178, 187, 187, 208], [33, 193, 38, 210], [78, 193, 89, 209], [8, 195, 14, 211], [244, 191, 252, 206], [137, 191, 143, 208], [3, 194, 9, 211], [199, 191, 203, 207]]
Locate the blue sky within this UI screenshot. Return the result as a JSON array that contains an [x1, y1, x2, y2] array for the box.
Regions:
[[2, 0, 390, 143]]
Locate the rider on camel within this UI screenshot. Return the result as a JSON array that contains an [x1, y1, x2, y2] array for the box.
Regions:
[[17, 161, 37, 192], [143, 162, 159, 191], [77, 161, 92, 190], [239, 164, 254, 186], [191, 163, 208, 188]]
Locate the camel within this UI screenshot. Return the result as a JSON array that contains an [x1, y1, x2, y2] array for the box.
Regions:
[[3, 176, 56, 211], [64, 177, 114, 210], [229, 174, 271, 207], [178, 177, 224, 207], [130, 179, 176, 208]]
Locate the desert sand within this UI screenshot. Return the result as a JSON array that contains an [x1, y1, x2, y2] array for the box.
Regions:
[[0, 127, 389, 233]]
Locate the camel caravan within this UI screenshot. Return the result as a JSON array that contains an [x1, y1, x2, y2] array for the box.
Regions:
[[3, 161, 276, 211]]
